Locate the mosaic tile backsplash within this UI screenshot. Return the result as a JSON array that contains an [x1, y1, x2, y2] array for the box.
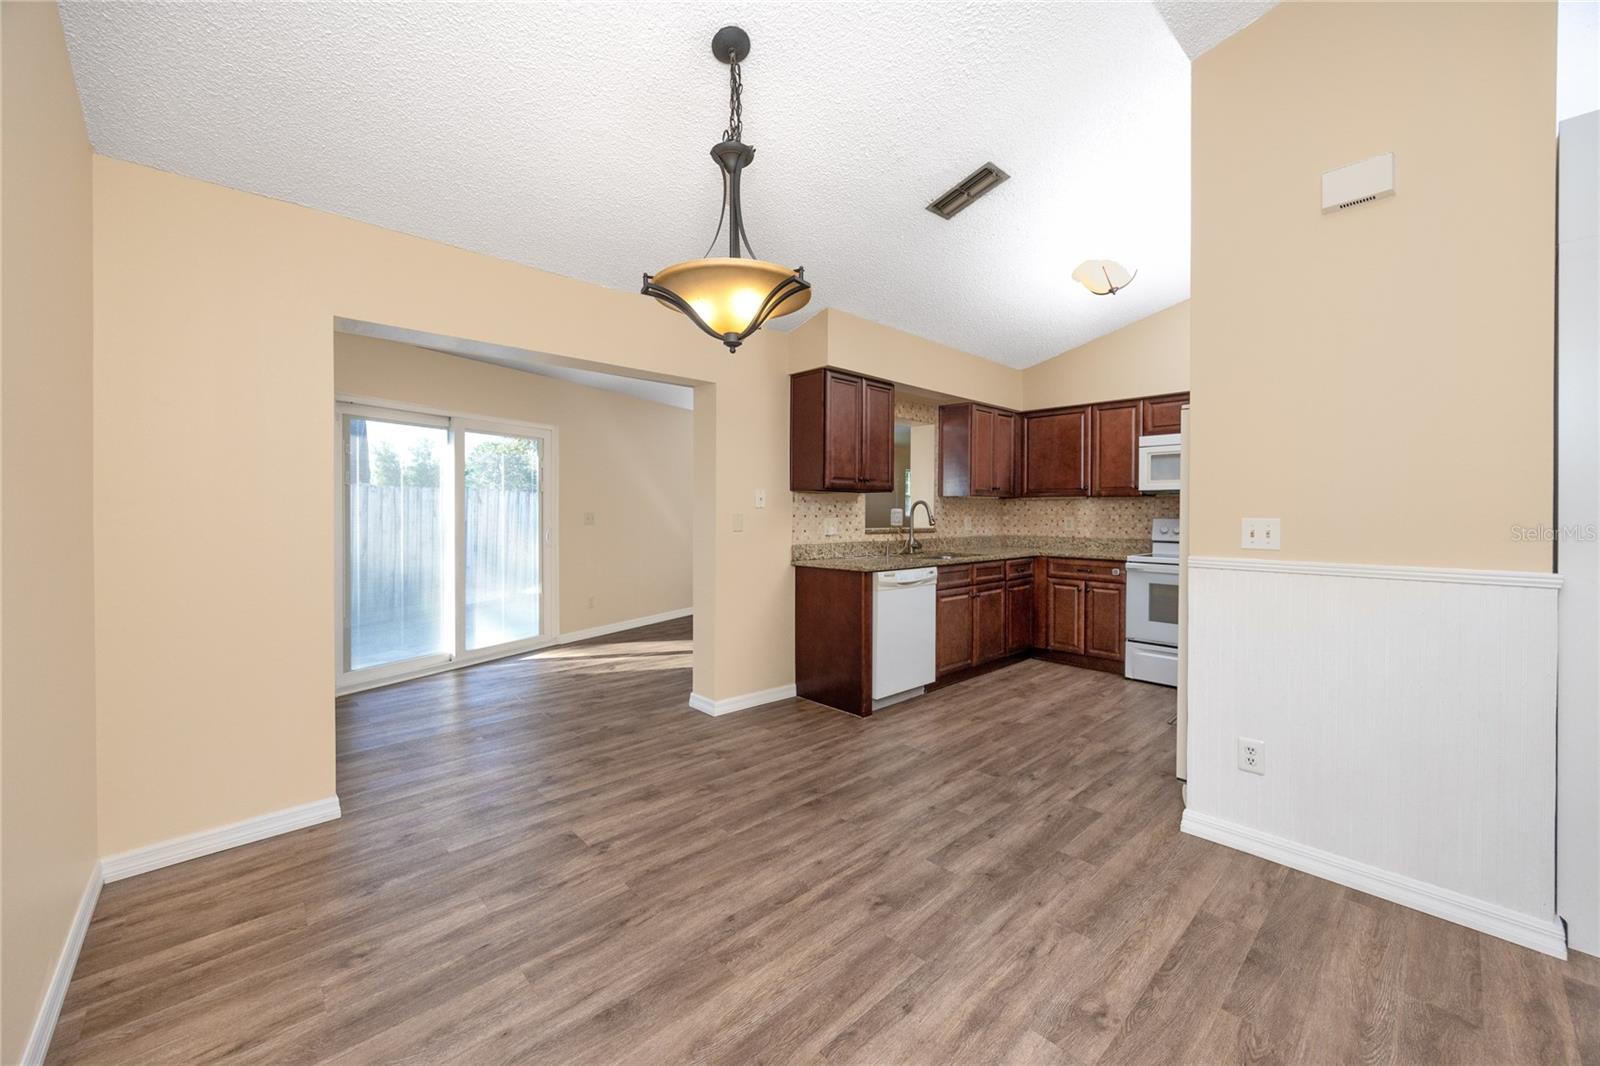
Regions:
[[791, 492, 1179, 549], [791, 398, 1179, 552]]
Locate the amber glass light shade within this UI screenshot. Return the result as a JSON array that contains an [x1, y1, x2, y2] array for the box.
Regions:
[[646, 257, 811, 340]]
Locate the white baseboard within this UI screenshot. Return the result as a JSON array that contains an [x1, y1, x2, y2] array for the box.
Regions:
[[1182, 810, 1568, 959], [558, 607, 692, 645], [21, 862, 103, 1066], [100, 796, 341, 883], [689, 684, 798, 717]]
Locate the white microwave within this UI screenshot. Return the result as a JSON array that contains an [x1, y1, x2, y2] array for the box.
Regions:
[[1138, 434, 1182, 493]]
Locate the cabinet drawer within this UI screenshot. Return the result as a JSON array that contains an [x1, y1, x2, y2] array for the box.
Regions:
[[973, 562, 1006, 586], [1005, 558, 1035, 579], [937, 564, 973, 589], [1047, 557, 1124, 580]]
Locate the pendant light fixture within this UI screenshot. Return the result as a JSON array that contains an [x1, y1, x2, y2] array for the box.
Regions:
[[642, 26, 811, 353], [1072, 260, 1137, 296]]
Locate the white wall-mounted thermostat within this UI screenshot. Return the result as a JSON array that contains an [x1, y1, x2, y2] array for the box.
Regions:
[[1321, 152, 1395, 212]]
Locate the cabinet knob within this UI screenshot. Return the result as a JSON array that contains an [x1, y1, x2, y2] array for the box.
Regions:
[[1112, 568, 1122, 576]]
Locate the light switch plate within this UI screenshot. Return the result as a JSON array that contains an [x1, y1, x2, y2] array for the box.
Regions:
[[731, 512, 744, 533], [754, 490, 766, 509], [1241, 517, 1281, 550]]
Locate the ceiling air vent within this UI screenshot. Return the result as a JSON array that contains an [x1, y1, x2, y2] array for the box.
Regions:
[[926, 162, 1010, 220]]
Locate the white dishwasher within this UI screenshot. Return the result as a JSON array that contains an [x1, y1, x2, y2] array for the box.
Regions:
[[871, 567, 938, 709]]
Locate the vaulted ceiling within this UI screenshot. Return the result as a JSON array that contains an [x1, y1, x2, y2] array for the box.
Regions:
[[60, 1, 1273, 368]]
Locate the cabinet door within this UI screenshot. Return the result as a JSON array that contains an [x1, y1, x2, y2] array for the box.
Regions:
[[1141, 393, 1188, 436], [1084, 580, 1125, 660], [823, 371, 864, 490], [993, 411, 1017, 497], [971, 406, 996, 495], [938, 404, 972, 497], [1006, 578, 1034, 655], [936, 588, 975, 676], [1045, 577, 1086, 653], [973, 584, 1006, 664], [1090, 401, 1141, 497], [1023, 409, 1088, 496], [861, 379, 895, 491]]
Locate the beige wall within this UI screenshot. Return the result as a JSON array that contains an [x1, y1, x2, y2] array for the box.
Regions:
[[90, 155, 799, 855], [0, 4, 99, 1061], [1188, 1, 1555, 571], [333, 334, 693, 636], [1021, 301, 1189, 405], [88, 132, 1189, 857], [793, 309, 1026, 410]]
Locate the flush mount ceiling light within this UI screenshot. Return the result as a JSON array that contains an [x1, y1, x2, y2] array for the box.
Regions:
[[1072, 259, 1137, 296], [642, 26, 811, 353]]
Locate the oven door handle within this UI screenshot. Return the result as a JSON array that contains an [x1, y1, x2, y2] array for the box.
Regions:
[[1125, 561, 1178, 574]]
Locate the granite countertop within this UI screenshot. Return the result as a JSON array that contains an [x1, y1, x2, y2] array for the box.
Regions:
[[792, 536, 1149, 573]]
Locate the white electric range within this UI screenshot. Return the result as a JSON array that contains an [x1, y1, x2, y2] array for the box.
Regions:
[[1124, 517, 1180, 686]]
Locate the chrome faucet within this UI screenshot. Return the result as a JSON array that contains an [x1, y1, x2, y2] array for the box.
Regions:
[[903, 500, 935, 554]]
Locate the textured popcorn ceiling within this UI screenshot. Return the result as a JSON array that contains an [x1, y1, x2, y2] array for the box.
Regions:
[[61, 2, 1263, 367], [1153, 1, 1276, 60]]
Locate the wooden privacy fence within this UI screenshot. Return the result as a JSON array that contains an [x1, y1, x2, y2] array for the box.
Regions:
[[348, 484, 540, 630]]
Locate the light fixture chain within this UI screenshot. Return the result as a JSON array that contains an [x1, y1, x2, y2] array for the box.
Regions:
[[724, 54, 743, 142]]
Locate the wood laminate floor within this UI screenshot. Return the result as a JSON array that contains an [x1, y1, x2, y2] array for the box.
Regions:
[[48, 618, 1600, 1065]]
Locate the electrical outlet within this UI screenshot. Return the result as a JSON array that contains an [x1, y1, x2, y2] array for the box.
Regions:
[[963, 516, 973, 531], [587, 595, 596, 609], [754, 489, 766, 509], [825, 519, 839, 537], [1241, 517, 1281, 550], [731, 512, 744, 533], [1237, 737, 1266, 775], [583, 511, 596, 526]]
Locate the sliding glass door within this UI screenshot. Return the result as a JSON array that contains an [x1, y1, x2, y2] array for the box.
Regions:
[[464, 431, 543, 650], [338, 404, 556, 690], [342, 410, 452, 676]]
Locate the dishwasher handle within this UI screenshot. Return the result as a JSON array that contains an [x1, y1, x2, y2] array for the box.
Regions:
[[876, 567, 938, 588]]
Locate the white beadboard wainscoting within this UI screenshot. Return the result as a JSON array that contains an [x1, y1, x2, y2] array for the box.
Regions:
[[1183, 556, 1565, 957]]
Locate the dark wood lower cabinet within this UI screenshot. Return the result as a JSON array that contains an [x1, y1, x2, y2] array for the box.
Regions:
[[936, 585, 975, 676], [1084, 580, 1126, 660], [1044, 577, 1086, 654], [972, 582, 1007, 665], [1006, 578, 1033, 655], [796, 555, 1128, 715], [794, 567, 873, 716]]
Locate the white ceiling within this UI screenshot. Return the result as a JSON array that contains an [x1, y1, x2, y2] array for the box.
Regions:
[[61, 2, 1270, 369], [1153, 1, 1275, 60]]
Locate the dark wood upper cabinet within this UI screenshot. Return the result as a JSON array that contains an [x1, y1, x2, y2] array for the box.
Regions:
[[993, 411, 1018, 497], [939, 403, 1019, 498], [822, 371, 864, 490], [861, 379, 895, 492], [1090, 400, 1141, 497], [971, 406, 995, 494], [790, 368, 895, 493], [1022, 407, 1089, 497], [1140, 392, 1189, 436]]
